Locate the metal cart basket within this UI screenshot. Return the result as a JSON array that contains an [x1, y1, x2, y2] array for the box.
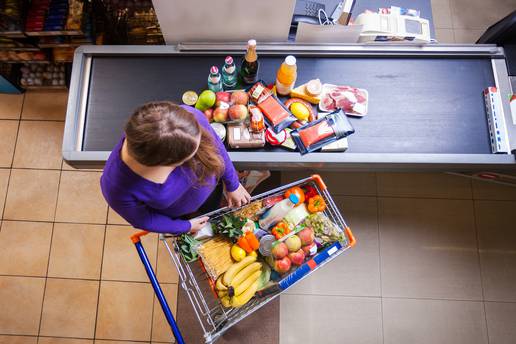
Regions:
[[131, 174, 356, 343]]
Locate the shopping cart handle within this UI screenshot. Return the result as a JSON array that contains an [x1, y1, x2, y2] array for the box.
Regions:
[[130, 230, 150, 243]]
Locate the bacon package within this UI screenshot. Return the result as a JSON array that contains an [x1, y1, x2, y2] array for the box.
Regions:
[[291, 109, 355, 155], [319, 84, 369, 116], [248, 81, 296, 133]]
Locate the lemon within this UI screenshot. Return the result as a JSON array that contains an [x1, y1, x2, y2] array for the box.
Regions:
[[182, 91, 198, 106], [248, 251, 258, 258], [290, 102, 310, 121], [231, 244, 247, 262]]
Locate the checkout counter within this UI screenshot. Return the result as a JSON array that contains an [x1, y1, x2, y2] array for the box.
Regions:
[[62, 43, 516, 171]]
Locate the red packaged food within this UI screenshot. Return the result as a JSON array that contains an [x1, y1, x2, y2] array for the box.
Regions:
[[299, 120, 334, 148], [249, 105, 265, 132]]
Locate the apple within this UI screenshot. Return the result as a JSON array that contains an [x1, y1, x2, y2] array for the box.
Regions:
[[301, 242, 317, 256], [288, 249, 305, 266], [271, 242, 288, 259], [213, 106, 229, 123], [216, 91, 231, 106], [274, 256, 291, 274], [231, 90, 249, 105], [228, 104, 248, 121], [285, 235, 302, 252], [204, 108, 213, 122], [298, 227, 315, 246]]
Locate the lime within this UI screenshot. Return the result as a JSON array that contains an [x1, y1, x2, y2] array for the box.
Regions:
[[182, 91, 198, 106], [195, 90, 216, 111]]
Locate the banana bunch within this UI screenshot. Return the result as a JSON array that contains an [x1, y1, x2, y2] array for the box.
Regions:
[[216, 256, 262, 308]]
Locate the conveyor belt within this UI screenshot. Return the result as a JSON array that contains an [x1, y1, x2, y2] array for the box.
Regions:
[[84, 55, 494, 154]]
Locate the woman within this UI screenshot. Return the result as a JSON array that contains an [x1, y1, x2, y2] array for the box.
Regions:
[[101, 101, 251, 234]]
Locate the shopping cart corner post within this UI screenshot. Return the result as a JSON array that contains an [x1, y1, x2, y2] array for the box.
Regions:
[[130, 230, 186, 344], [311, 174, 327, 190], [345, 226, 357, 247]]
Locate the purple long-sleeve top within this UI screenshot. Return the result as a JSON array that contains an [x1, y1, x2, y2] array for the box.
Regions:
[[100, 105, 239, 234]]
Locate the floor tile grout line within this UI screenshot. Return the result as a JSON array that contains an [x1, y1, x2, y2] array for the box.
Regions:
[[0, 168, 13, 228], [92, 223, 108, 342], [0, 273, 177, 285], [374, 172, 385, 344], [472, 198, 490, 343]]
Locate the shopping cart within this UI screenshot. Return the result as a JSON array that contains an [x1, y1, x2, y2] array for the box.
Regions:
[[131, 174, 356, 344]]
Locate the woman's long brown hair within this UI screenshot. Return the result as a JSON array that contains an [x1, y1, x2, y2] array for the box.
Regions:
[[124, 101, 224, 183]]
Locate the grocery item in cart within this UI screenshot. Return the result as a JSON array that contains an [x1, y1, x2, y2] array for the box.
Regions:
[[304, 212, 345, 244], [197, 236, 234, 279], [319, 84, 369, 116], [233, 200, 264, 221], [291, 109, 355, 155], [259, 194, 300, 229]]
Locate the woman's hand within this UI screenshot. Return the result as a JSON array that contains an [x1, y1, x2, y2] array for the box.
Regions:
[[189, 216, 210, 234], [225, 183, 251, 208]]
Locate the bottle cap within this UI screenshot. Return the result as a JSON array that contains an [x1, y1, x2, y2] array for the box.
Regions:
[[225, 56, 233, 65], [248, 39, 256, 47], [288, 194, 299, 204], [210, 66, 219, 74], [285, 55, 296, 66]]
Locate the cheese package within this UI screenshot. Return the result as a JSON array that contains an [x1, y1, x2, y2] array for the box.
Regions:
[[227, 123, 265, 149]]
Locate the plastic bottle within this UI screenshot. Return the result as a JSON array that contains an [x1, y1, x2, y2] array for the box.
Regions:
[[275, 55, 297, 96], [222, 55, 237, 90], [259, 194, 299, 229], [240, 39, 259, 84], [207, 66, 223, 92]]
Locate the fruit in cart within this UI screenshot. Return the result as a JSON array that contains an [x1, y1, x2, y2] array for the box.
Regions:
[[233, 269, 262, 296], [204, 108, 214, 122], [230, 262, 262, 287], [231, 279, 260, 308], [218, 290, 227, 298], [298, 227, 315, 246], [216, 275, 227, 291], [248, 251, 258, 258], [231, 90, 249, 105], [285, 235, 302, 252], [288, 249, 306, 266], [302, 242, 317, 256], [216, 91, 231, 106], [307, 195, 326, 213], [228, 104, 248, 121], [257, 264, 272, 291], [273, 256, 291, 274], [271, 242, 288, 259], [221, 295, 232, 308], [195, 90, 216, 111], [213, 106, 229, 122], [231, 244, 247, 262], [222, 255, 257, 286]]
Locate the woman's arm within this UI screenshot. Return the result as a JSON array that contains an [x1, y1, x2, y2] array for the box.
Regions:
[[113, 200, 191, 234]]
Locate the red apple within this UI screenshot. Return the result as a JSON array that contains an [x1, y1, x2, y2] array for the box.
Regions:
[[216, 91, 231, 106], [204, 108, 213, 122], [301, 242, 317, 256], [271, 242, 288, 259], [228, 104, 248, 121], [288, 249, 305, 266], [274, 256, 291, 274], [213, 106, 229, 123], [231, 90, 249, 105], [298, 227, 315, 246]]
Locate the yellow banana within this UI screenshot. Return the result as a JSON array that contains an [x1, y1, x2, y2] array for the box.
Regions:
[[216, 276, 227, 291], [218, 290, 227, 298], [234, 269, 262, 296], [230, 262, 262, 287], [231, 280, 259, 307], [222, 256, 256, 286], [221, 296, 231, 308]]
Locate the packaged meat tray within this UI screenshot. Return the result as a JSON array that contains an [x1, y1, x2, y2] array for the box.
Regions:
[[319, 84, 369, 116]]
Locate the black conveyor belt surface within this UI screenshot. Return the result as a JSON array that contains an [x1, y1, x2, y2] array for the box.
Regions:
[[84, 55, 494, 154]]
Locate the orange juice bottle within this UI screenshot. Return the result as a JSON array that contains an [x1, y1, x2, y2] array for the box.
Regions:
[[275, 55, 297, 96]]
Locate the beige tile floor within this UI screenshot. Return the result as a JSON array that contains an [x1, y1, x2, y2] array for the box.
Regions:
[[1, 1, 516, 343]]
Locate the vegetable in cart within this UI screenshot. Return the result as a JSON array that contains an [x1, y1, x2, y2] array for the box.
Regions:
[[307, 195, 326, 213], [303, 212, 345, 244], [177, 233, 201, 262]]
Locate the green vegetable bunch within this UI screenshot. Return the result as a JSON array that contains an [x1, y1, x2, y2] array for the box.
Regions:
[[215, 214, 245, 240], [177, 233, 200, 263]]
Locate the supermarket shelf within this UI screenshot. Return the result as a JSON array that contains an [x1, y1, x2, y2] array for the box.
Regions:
[[1, 60, 49, 64], [38, 43, 83, 48], [0, 45, 40, 51], [23, 85, 67, 90], [25, 30, 84, 37], [0, 31, 26, 38]]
